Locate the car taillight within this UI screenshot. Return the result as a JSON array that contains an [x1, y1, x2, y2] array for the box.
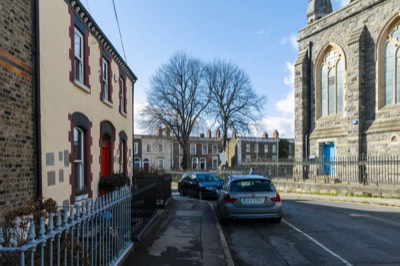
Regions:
[[270, 193, 281, 202], [223, 194, 237, 203]]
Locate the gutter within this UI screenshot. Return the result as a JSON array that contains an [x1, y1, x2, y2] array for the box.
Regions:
[[34, 0, 42, 197]]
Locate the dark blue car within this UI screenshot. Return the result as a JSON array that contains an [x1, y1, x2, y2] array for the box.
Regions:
[[178, 172, 224, 200]]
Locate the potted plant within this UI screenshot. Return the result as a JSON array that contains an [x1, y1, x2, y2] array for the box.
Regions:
[[98, 176, 116, 196], [98, 173, 131, 196]]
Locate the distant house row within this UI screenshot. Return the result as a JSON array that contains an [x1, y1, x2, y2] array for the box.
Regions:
[[133, 129, 294, 172]]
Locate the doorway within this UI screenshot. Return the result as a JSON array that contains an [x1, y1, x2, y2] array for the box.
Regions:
[[321, 142, 334, 175]]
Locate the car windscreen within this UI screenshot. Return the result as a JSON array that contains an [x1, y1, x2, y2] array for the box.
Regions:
[[197, 173, 221, 182], [230, 179, 274, 192]]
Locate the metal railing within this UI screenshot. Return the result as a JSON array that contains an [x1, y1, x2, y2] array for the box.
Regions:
[[131, 174, 172, 241], [0, 187, 132, 266], [0, 174, 173, 265], [227, 156, 400, 185]]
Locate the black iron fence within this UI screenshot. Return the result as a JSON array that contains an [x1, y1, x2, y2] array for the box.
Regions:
[[233, 155, 400, 185], [131, 173, 172, 241]]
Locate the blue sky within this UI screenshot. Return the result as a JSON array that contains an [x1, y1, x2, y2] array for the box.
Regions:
[[81, 0, 350, 138]]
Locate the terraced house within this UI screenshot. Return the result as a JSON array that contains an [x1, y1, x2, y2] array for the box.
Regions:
[[40, 0, 137, 205], [295, 0, 400, 178], [0, 0, 137, 216]]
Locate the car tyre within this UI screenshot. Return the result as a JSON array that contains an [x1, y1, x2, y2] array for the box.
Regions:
[[179, 188, 186, 196], [198, 190, 204, 200], [271, 214, 282, 223], [217, 207, 227, 224]]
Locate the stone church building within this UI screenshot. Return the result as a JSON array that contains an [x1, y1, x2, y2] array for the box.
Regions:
[[295, 0, 400, 172]]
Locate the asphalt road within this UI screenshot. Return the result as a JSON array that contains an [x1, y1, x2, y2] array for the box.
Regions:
[[219, 198, 400, 266]]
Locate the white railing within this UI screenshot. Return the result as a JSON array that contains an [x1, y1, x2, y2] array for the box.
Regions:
[[0, 187, 132, 266]]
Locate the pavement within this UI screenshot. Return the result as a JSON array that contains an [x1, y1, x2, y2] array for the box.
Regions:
[[121, 193, 233, 266], [121, 190, 400, 266]]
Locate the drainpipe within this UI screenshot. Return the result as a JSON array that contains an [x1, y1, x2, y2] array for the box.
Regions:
[[306, 41, 313, 160], [34, 0, 42, 197]]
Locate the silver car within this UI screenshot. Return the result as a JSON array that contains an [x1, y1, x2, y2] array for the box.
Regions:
[[216, 175, 282, 224]]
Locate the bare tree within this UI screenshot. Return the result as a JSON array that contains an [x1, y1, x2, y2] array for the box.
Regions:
[[140, 52, 210, 170], [205, 59, 266, 151]]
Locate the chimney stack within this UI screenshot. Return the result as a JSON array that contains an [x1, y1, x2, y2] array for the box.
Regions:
[[273, 130, 279, 139], [216, 129, 220, 139]]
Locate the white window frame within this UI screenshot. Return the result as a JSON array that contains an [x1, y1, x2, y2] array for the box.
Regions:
[[158, 144, 164, 153], [246, 143, 251, 153], [190, 143, 196, 155], [74, 28, 84, 84], [119, 76, 126, 114], [212, 144, 218, 155], [74, 127, 84, 192], [158, 158, 165, 170], [272, 144, 277, 153], [212, 156, 218, 169], [245, 155, 251, 163], [102, 57, 110, 102], [119, 140, 125, 173], [264, 144, 268, 153], [202, 144, 208, 155], [134, 142, 139, 154]]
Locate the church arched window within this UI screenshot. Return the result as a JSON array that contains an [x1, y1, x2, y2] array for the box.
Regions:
[[316, 46, 345, 118], [377, 17, 400, 109], [383, 24, 400, 106]]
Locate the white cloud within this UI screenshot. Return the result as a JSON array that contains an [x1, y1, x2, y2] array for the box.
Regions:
[[257, 26, 274, 39], [280, 34, 298, 51], [255, 116, 294, 138], [258, 61, 295, 138], [276, 62, 294, 116], [133, 101, 147, 134]]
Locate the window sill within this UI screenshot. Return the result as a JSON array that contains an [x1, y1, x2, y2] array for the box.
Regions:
[[74, 80, 90, 93], [75, 193, 89, 202], [102, 99, 113, 108], [119, 110, 128, 117]]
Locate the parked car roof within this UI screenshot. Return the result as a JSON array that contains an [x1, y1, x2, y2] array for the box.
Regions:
[[228, 175, 270, 181]]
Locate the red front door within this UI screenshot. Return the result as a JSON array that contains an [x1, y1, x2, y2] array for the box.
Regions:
[[101, 136, 110, 177]]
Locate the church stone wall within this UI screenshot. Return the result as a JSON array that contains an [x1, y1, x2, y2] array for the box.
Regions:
[[295, 0, 400, 161]]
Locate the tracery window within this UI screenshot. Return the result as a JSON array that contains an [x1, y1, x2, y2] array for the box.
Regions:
[[384, 24, 400, 106], [318, 49, 344, 117]]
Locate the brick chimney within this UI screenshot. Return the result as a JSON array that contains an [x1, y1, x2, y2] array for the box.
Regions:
[[207, 129, 211, 138], [262, 132, 268, 139], [216, 129, 220, 139], [273, 130, 279, 139]]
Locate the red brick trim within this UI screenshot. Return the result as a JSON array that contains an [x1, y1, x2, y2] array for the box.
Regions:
[[99, 47, 113, 103], [69, 112, 93, 204], [68, 9, 91, 90]]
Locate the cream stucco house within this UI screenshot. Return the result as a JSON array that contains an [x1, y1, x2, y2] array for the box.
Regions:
[[39, 0, 137, 205]]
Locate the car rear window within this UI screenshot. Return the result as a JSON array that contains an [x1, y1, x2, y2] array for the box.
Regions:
[[230, 180, 274, 192], [197, 173, 221, 182]]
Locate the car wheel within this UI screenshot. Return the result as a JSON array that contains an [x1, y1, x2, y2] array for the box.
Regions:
[[271, 214, 282, 223], [217, 207, 227, 224], [179, 188, 186, 196], [198, 190, 204, 200]]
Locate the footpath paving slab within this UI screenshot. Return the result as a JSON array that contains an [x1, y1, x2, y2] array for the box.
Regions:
[[122, 196, 227, 266]]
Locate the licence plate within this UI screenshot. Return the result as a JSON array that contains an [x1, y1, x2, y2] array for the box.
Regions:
[[242, 198, 264, 204]]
